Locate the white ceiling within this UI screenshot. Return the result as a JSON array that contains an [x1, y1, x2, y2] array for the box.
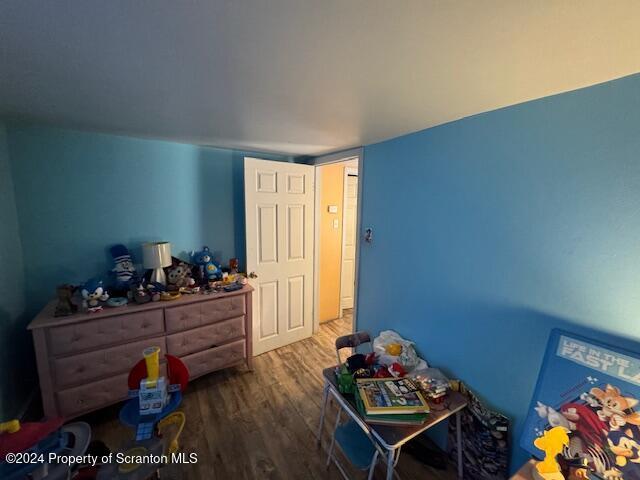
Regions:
[[1, 1, 639, 156]]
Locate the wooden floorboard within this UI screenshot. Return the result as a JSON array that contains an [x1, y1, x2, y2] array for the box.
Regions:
[[86, 317, 457, 479]]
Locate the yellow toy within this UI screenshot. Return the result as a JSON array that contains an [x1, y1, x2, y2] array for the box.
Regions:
[[533, 426, 570, 480], [157, 412, 186, 454], [0, 419, 20, 434], [385, 343, 402, 356]]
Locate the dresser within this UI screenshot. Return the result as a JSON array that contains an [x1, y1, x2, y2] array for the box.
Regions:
[[28, 286, 253, 419]]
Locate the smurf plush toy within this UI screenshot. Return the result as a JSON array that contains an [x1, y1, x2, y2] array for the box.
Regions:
[[110, 244, 137, 293], [192, 246, 221, 282], [81, 279, 109, 311]]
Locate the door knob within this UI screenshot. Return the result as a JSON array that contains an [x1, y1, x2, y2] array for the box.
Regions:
[[248, 272, 258, 279]]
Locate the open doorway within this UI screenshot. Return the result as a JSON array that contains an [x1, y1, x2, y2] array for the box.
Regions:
[[314, 156, 360, 333]]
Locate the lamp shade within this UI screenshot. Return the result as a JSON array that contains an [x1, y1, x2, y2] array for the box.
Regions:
[[142, 242, 172, 269]]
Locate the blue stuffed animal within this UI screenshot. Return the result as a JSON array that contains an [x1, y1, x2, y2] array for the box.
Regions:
[[81, 278, 109, 309], [192, 246, 221, 281], [110, 244, 137, 292]]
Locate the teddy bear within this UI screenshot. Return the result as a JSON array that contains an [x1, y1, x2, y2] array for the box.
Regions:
[[167, 262, 196, 291], [191, 246, 221, 282]]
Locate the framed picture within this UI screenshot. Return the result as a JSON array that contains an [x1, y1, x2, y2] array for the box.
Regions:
[[521, 329, 640, 479]]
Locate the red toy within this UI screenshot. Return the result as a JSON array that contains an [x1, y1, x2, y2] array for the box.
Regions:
[[388, 362, 407, 378], [374, 367, 393, 378], [365, 352, 378, 366]]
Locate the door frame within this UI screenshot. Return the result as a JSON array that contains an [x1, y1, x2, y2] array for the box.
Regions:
[[339, 165, 359, 318], [312, 149, 363, 333]]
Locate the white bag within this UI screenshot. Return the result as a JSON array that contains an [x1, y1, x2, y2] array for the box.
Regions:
[[373, 330, 428, 372]]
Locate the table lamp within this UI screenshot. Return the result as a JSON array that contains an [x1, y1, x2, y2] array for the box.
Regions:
[[142, 242, 172, 285]]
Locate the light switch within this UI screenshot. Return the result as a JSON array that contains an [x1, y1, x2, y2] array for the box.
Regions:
[[333, 219, 339, 229], [328, 205, 338, 213]]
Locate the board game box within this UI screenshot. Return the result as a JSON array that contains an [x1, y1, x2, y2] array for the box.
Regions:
[[356, 377, 429, 414]]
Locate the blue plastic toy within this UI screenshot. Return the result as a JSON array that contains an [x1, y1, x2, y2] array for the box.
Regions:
[[192, 246, 221, 281]]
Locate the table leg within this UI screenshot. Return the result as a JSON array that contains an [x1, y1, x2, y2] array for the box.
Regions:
[[456, 410, 463, 479], [385, 449, 395, 480], [317, 382, 330, 446], [327, 406, 341, 467], [367, 450, 379, 480]]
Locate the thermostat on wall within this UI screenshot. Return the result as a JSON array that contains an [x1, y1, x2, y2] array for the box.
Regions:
[[328, 205, 338, 213]]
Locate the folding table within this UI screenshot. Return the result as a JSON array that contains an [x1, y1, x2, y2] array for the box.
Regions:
[[317, 367, 468, 480]]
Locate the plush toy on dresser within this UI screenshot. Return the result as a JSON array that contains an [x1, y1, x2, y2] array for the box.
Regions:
[[81, 279, 109, 312], [110, 244, 138, 295], [166, 261, 196, 291], [192, 246, 221, 283], [54, 284, 77, 317]]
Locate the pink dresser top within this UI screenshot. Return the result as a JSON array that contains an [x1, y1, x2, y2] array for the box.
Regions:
[[28, 284, 254, 330]]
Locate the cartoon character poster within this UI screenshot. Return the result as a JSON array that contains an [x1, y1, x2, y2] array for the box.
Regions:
[[521, 329, 640, 480]]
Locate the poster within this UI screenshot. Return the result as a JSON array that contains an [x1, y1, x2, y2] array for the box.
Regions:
[[521, 329, 640, 479]]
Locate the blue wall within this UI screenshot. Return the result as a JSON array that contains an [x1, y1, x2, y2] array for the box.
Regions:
[[357, 73, 640, 472], [0, 121, 30, 419], [6, 123, 292, 315]]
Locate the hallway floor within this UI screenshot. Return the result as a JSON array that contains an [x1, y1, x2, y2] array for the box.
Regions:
[[87, 317, 457, 479]]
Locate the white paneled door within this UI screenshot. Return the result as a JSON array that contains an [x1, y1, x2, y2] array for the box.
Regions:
[[245, 158, 315, 355]]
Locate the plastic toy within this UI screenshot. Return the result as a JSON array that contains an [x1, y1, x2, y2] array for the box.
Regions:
[[229, 257, 239, 274], [223, 282, 243, 292], [0, 418, 91, 480], [110, 244, 138, 294], [81, 279, 109, 311], [192, 246, 221, 282], [96, 412, 185, 480], [336, 364, 355, 394], [160, 291, 181, 301], [95, 348, 189, 479], [374, 367, 393, 378], [106, 297, 128, 307], [388, 362, 407, 378], [138, 347, 168, 415], [54, 284, 77, 317], [0, 420, 20, 434], [533, 426, 570, 480], [121, 346, 189, 441]]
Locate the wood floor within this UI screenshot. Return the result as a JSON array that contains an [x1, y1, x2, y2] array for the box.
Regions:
[[86, 317, 458, 479]]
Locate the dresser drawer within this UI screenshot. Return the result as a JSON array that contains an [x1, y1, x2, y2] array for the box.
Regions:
[[181, 339, 246, 379], [57, 373, 129, 418], [48, 309, 165, 356], [53, 337, 166, 389], [166, 316, 245, 357], [165, 296, 245, 333], [56, 362, 169, 419]]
